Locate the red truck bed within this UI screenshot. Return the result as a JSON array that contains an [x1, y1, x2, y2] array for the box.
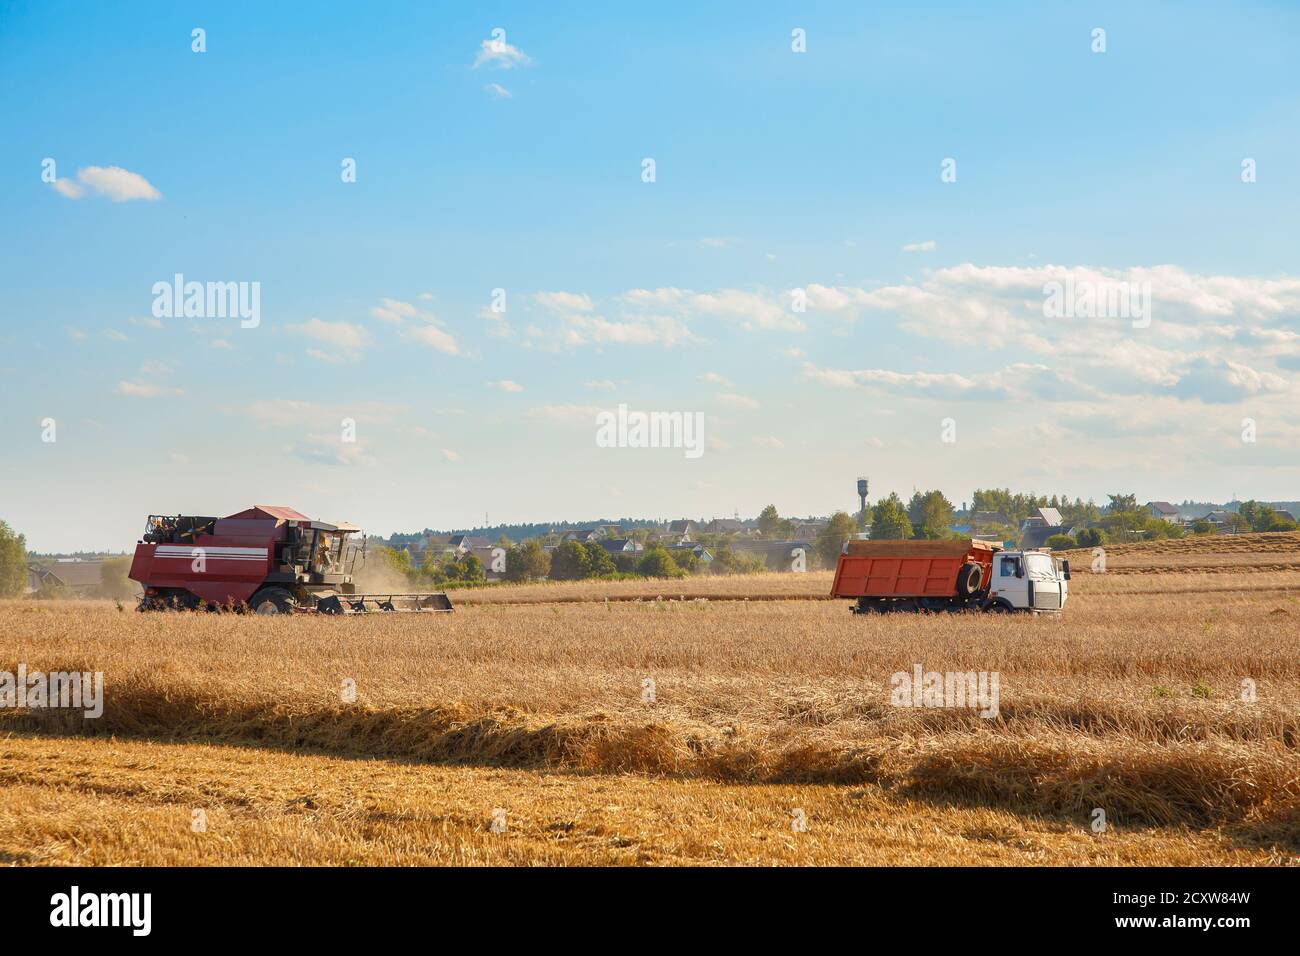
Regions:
[[831, 539, 996, 599]]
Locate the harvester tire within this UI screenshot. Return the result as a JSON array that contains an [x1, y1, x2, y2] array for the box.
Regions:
[[249, 588, 295, 615], [956, 562, 983, 596]]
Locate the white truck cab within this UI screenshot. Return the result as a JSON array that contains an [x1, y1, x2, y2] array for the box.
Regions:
[[986, 550, 1070, 613]]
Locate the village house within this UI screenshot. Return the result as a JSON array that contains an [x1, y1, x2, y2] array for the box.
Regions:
[[1145, 501, 1180, 523], [26, 560, 104, 596]]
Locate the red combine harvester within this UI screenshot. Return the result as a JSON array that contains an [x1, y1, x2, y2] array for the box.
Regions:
[[830, 538, 1070, 614], [128, 505, 452, 614]]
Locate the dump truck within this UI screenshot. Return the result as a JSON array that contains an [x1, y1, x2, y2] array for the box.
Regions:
[[127, 505, 453, 614], [830, 538, 1070, 613]]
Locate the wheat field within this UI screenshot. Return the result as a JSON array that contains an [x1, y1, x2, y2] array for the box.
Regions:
[[1, 535, 1297, 866]]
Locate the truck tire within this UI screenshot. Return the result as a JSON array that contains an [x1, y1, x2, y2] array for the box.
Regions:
[[956, 562, 983, 596], [983, 599, 1014, 614], [249, 588, 295, 615]]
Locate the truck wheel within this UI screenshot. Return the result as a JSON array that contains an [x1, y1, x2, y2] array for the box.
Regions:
[[984, 599, 1013, 614], [956, 563, 983, 596], [249, 588, 295, 615]]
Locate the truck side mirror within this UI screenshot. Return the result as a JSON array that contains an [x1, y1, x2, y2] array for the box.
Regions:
[[1014, 562, 1024, 578], [1062, 560, 1071, 580]]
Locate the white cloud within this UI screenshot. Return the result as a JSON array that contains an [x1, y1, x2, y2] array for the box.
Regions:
[[235, 399, 407, 429], [473, 36, 533, 69], [405, 323, 460, 355], [484, 83, 512, 99], [370, 298, 418, 324], [51, 179, 84, 199], [117, 381, 182, 398], [440, 448, 460, 462], [65, 166, 162, 202], [716, 392, 760, 410], [535, 291, 595, 313], [286, 433, 372, 467], [583, 379, 617, 390], [699, 372, 732, 386], [489, 379, 524, 393], [902, 240, 937, 252], [525, 404, 604, 425], [752, 436, 784, 449], [288, 319, 372, 360], [366, 297, 461, 355]]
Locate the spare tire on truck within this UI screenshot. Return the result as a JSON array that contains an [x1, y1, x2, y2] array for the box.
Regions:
[[955, 562, 983, 597]]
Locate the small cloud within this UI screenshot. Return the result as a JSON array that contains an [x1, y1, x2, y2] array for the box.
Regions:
[[210, 338, 234, 350], [440, 448, 460, 462], [129, 316, 163, 329], [752, 436, 784, 449], [405, 323, 460, 355], [484, 83, 512, 99], [118, 381, 182, 398], [489, 379, 524, 393], [168, 452, 190, 465], [418, 292, 435, 301], [583, 379, 617, 390], [51, 179, 85, 199], [699, 237, 736, 248], [104, 329, 128, 341], [535, 291, 595, 313], [901, 240, 937, 253], [526, 404, 604, 424], [286, 433, 372, 467], [65, 166, 162, 202], [699, 372, 732, 386], [370, 298, 418, 324], [782, 347, 805, 359], [473, 36, 533, 70], [717, 393, 760, 410], [288, 318, 372, 359]]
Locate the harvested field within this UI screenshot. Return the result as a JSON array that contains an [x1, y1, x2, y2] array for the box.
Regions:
[[1, 535, 1298, 866]]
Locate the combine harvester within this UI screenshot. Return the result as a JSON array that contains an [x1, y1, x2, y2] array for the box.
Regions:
[[128, 505, 453, 614], [831, 538, 1070, 614]]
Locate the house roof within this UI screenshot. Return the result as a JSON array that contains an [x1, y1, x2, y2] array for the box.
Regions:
[[1033, 507, 1063, 526], [668, 520, 695, 533], [37, 561, 104, 588], [599, 538, 642, 553], [1275, 510, 1297, 523], [1146, 501, 1179, 515]]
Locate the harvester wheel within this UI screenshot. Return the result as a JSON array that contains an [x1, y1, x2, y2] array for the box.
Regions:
[[956, 562, 984, 596], [249, 588, 295, 615]]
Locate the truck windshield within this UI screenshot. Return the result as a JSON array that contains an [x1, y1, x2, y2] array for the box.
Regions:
[[1025, 553, 1056, 579]]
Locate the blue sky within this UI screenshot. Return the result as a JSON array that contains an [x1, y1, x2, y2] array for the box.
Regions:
[[3, 1, 1299, 551]]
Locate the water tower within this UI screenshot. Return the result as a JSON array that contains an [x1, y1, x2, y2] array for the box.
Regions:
[[857, 477, 869, 514]]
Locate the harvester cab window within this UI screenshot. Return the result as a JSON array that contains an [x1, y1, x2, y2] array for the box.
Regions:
[[999, 556, 1022, 577]]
